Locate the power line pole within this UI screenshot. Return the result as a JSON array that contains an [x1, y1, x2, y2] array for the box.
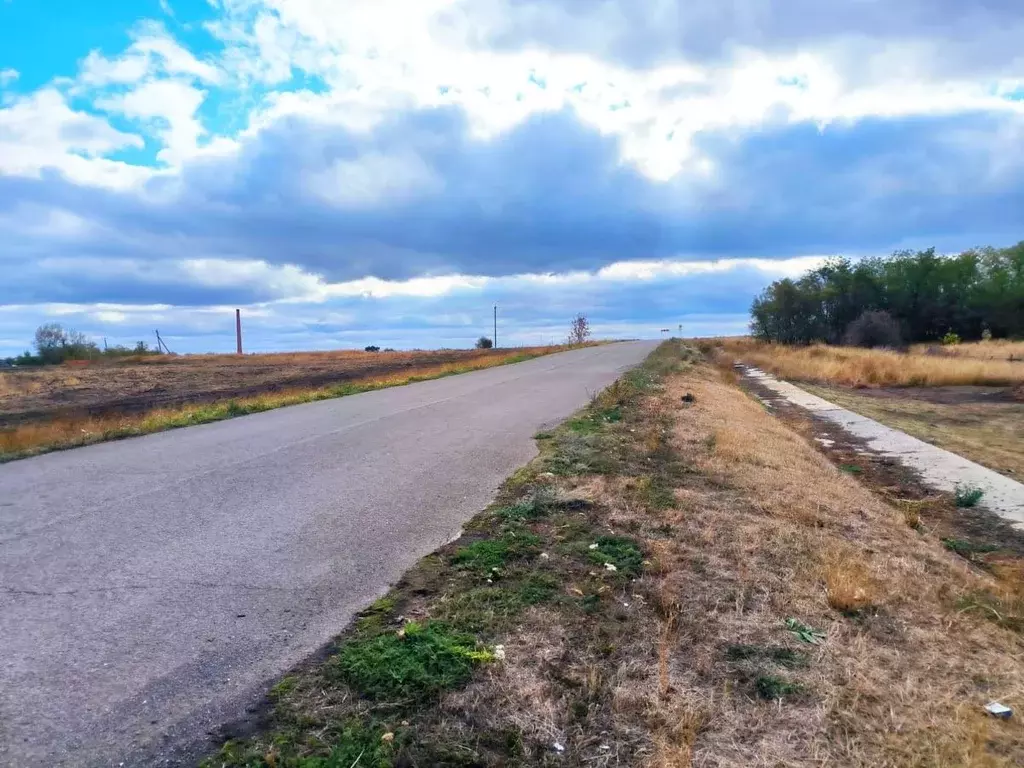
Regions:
[[235, 309, 243, 355], [493, 305, 498, 349]]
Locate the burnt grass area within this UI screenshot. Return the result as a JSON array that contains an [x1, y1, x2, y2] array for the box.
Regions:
[[201, 341, 696, 767]]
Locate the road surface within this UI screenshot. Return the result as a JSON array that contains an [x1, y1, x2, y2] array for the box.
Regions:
[[0, 341, 657, 766]]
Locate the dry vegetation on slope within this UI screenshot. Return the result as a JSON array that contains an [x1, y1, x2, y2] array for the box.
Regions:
[[203, 342, 1024, 767]]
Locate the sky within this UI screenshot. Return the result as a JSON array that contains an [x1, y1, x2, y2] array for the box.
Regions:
[[1, 0, 1022, 355]]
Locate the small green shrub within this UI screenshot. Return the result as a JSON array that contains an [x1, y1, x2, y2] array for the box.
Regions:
[[755, 674, 804, 700], [839, 464, 863, 475], [954, 484, 985, 508], [333, 621, 492, 701], [941, 331, 962, 346]]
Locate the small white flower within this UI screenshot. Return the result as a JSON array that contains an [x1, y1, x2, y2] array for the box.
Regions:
[[589, 543, 600, 550], [540, 552, 550, 560], [493, 644, 506, 660], [604, 563, 618, 572]]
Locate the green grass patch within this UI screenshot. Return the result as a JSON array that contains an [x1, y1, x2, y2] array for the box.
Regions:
[[839, 464, 863, 475], [587, 535, 644, 576], [209, 719, 395, 768], [942, 538, 999, 558], [754, 674, 804, 701], [437, 573, 560, 634], [331, 621, 493, 702], [451, 529, 541, 575]]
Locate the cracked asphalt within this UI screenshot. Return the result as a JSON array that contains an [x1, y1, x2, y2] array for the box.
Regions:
[[0, 341, 656, 767]]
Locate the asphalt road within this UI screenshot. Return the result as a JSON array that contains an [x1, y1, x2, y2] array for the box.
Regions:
[[0, 341, 657, 767]]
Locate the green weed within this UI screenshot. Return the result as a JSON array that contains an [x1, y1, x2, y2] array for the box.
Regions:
[[755, 674, 804, 700], [451, 530, 541, 575], [942, 538, 999, 558], [332, 621, 492, 702], [587, 535, 644, 576], [954, 484, 985, 508]]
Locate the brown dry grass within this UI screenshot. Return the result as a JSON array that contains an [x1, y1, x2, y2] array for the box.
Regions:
[[717, 338, 1024, 387], [650, 361, 1024, 766], [912, 339, 1024, 362], [0, 346, 567, 461]]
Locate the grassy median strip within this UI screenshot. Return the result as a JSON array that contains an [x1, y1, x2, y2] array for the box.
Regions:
[[203, 341, 1024, 766], [0, 346, 575, 463]]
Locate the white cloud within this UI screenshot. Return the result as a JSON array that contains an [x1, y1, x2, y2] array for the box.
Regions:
[[79, 22, 222, 88], [0, 89, 148, 188], [0, 69, 20, 88], [96, 80, 207, 164], [203, 0, 1024, 181]]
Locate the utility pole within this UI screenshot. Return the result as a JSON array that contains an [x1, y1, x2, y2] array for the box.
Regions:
[[235, 309, 243, 355], [493, 305, 498, 349]]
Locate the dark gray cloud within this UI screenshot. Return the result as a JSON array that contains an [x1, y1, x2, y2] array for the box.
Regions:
[[454, 0, 1024, 75], [2, 103, 1021, 311]]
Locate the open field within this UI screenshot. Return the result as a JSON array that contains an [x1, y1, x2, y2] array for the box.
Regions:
[[0, 346, 572, 462], [204, 342, 1024, 767]]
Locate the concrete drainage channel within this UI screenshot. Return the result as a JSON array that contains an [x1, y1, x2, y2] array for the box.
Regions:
[[737, 364, 1024, 530]]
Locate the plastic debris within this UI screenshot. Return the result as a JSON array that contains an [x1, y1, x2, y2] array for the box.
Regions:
[[552, 742, 565, 753], [604, 563, 618, 572], [589, 543, 600, 550], [985, 701, 1013, 719]]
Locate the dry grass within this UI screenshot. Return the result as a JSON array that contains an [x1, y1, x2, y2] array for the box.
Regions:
[[718, 338, 1024, 388], [654, 361, 1024, 766], [912, 339, 1024, 362], [0, 347, 567, 461]]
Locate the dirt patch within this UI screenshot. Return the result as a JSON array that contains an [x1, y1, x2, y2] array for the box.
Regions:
[[841, 384, 1019, 405], [0, 349, 522, 426]]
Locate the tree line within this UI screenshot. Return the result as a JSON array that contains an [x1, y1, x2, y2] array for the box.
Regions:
[[2, 323, 162, 366], [750, 243, 1024, 346]]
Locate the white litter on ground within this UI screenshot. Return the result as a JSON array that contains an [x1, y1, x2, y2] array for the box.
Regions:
[[741, 365, 1024, 530]]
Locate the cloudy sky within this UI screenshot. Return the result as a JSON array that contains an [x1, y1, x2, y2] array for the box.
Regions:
[[1, 1, 1022, 354]]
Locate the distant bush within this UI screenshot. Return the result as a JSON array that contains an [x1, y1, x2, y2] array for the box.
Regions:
[[941, 331, 962, 346], [25, 323, 161, 365], [364, 345, 381, 352], [476, 337, 493, 349], [842, 311, 904, 349]]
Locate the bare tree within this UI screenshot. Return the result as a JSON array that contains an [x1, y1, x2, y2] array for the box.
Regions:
[[567, 313, 591, 346]]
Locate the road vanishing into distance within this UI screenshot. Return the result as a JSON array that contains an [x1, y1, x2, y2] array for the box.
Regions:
[[0, 341, 657, 767]]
